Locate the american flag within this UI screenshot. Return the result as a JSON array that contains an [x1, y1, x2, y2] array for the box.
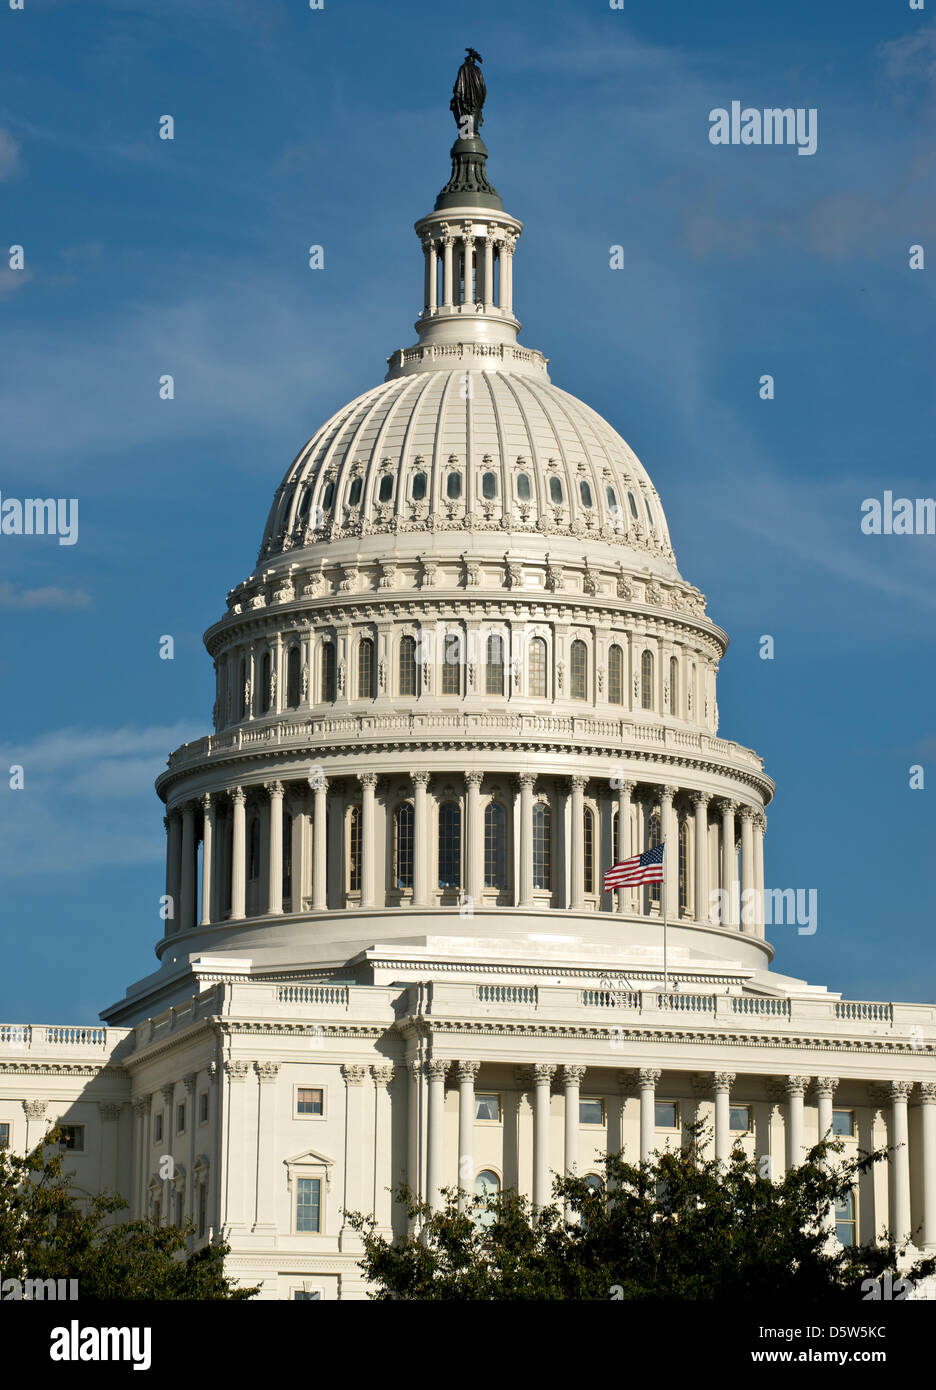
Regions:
[[603, 842, 665, 891]]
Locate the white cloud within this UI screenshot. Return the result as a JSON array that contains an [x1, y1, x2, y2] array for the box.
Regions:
[[0, 582, 91, 610]]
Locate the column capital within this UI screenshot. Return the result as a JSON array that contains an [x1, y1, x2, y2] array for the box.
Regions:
[[889, 1080, 914, 1102], [661, 784, 678, 803], [341, 1064, 367, 1086], [23, 1099, 47, 1119], [200, 792, 213, 813], [689, 789, 711, 808], [712, 1071, 736, 1093], [638, 1067, 661, 1090], [264, 780, 285, 799], [370, 1064, 396, 1089], [613, 776, 636, 795], [425, 1059, 450, 1082], [131, 1095, 151, 1118], [716, 797, 738, 817], [754, 811, 767, 833], [411, 770, 431, 790], [224, 1059, 250, 1082], [160, 1084, 175, 1107], [515, 772, 537, 791], [569, 775, 587, 793], [254, 1061, 281, 1085], [785, 1075, 810, 1098], [455, 1059, 481, 1083], [562, 1064, 587, 1086], [531, 1062, 556, 1085], [738, 803, 756, 823], [183, 1072, 198, 1095], [357, 772, 378, 789], [813, 1076, 839, 1098], [919, 1082, 936, 1103], [464, 771, 483, 790], [231, 785, 246, 806]]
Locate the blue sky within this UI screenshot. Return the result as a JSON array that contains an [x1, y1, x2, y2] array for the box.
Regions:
[[1, 0, 934, 1020]]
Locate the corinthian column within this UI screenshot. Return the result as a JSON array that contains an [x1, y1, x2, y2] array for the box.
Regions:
[[265, 781, 284, 915], [638, 1068, 661, 1164], [785, 1075, 809, 1169], [312, 775, 328, 911], [532, 1063, 556, 1210], [165, 811, 182, 932], [920, 1082, 936, 1250], [412, 771, 431, 907], [456, 1060, 481, 1211], [718, 799, 738, 926], [426, 1060, 449, 1212], [739, 805, 756, 935], [661, 786, 677, 919], [180, 802, 196, 932], [890, 1081, 913, 1245], [690, 791, 710, 923], [713, 1072, 735, 1167], [465, 772, 483, 910], [441, 234, 454, 308], [753, 811, 766, 938], [230, 788, 246, 920], [517, 773, 535, 908], [570, 776, 586, 910], [358, 772, 377, 908], [200, 794, 215, 927], [615, 778, 635, 914], [562, 1065, 587, 1180]]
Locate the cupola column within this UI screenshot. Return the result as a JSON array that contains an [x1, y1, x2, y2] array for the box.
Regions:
[[615, 778, 635, 914], [422, 237, 437, 313], [719, 799, 738, 926], [465, 771, 483, 909], [516, 773, 535, 908], [165, 811, 182, 932], [460, 225, 475, 304], [358, 772, 377, 908], [691, 791, 711, 924], [661, 786, 678, 920], [753, 813, 766, 938], [200, 794, 215, 927], [265, 781, 284, 915], [230, 788, 246, 920], [311, 776, 328, 911], [441, 234, 454, 308], [570, 776, 586, 910], [483, 233, 495, 309], [739, 806, 756, 935], [412, 772, 431, 907]]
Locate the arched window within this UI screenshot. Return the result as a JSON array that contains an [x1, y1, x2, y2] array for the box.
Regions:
[[549, 476, 563, 505], [609, 644, 624, 705], [835, 1190, 856, 1247], [528, 637, 547, 698], [669, 656, 679, 716], [320, 642, 336, 703], [612, 807, 619, 864], [516, 472, 532, 501], [347, 476, 362, 507], [411, 471, 427, 501], [533, 802, 551, 890], [645, 498, 655, 529], [583, 806, 594, 894], [485, 634, 504, 696], [260, 652, 271, 713], [357, 637, 375, 699], [482, 471, 497, 499], [248, 817, 260, 880], [484, 801, 506, 888], [579, 480, 593, 508], [321, 480, 335, 511], [641, 650, 654, 710], [583, 1174, 605, 1195], [648, 807, 661, 906], [570, 640, 587, 700], [438, 802, 461, 888], [283, 809, 293, 902], [442, 633, 462, 695], [678, 818, 690, 914], [446, 472, 462, 500], [238, 657, 247, 719], [628, 491, 639, 520], [378, 474, 393, 503], [394, 803, 414, 890], [474, 1169, 500, 1228], [286, 647, 301, 708], [347, 807, 361, 893], [606, 485, 618, 511], [399, 634, 417, 696]]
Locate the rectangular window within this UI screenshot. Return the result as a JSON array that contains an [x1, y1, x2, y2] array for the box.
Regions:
[[655, 1102, 678, 1129], [729, 1105, 751, 1132], [0, 1122, 9, 1149], [58, 1124, 85, 1152], [175, 1192, 184, 1227], [293, 1290, 322, 1300], [154, 1114, 163, 1143], [832, 1109, 855, 1138], [296, 1177, 322, 1233], [297, 1088, 324, 1117], [176, 1103, 186, 1134], [475, 1093, 501, 1122], [199, 1093, 209, 1125], [442, 634, 461, 695], [579, 1098, 604, 1126], [583, 809, 594, 894], [198, 1182, 207, 1238]]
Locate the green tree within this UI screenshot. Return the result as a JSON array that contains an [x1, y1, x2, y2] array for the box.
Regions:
[[0, 1130, 257, 1299], [348, 1128, 935, 1300]]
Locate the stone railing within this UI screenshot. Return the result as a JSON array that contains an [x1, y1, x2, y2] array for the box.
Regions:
[[477, 984, 537, 1006], [276, 985, 350, 1007], [0, 1023, 118, 1051], [164, 714, 764, 774]]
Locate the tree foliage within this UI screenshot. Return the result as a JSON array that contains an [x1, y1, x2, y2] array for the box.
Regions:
[[348, 1128, 935, 1300], [0, 1131, 257, 1299]]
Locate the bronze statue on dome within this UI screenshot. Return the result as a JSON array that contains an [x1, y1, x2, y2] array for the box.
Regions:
[[450, 48, 486, 134]]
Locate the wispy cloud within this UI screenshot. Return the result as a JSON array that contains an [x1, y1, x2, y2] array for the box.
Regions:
[[0, 582, 91, 610]]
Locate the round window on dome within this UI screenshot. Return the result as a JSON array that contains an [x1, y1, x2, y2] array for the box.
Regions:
[[579, 480, 593, 508], [411, 471, 427, 501], [628, 491, 639, 520], [482, 471, 497, 500], [447, 472, 462, 500], [378, 475, 393, 503], [549, 476, 563, 505], [321, 481, 335, 511], [516, 472, 532, 501], [347, 477, 362, 507]]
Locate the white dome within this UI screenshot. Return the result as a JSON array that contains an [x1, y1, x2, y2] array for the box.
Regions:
[[258, 366, 678, 579]]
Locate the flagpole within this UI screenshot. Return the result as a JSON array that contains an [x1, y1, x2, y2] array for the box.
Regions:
[[662, 841, 668, 992]]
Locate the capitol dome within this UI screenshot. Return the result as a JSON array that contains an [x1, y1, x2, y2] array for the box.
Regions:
[[153, 89, 774, 985]]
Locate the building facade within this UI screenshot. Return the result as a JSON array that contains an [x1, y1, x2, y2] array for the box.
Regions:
[[2, 77, 935, 1300]]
